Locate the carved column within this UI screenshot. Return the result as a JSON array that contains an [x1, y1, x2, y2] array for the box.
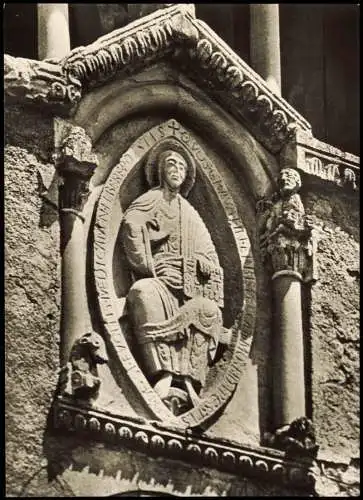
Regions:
[[56, 126, 98, 365], [272, 270, 306, 426], [37, 4, 70, 60], [259, 168, 318, 455], [250, 4, 281, 95]]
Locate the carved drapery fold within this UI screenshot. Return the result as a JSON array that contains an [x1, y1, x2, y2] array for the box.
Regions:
[[250, 4, 281, 95], [5, 2, 359, 492], [92, 119, 255, 427]]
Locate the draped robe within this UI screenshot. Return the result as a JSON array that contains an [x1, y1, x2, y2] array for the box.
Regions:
[[121, 187, 224, 388]]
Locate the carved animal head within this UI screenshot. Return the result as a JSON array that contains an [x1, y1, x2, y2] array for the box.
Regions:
[[74, 331, 108, 364]]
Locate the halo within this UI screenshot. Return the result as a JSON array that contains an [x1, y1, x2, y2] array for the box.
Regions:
[[144, 138, 196, 197]]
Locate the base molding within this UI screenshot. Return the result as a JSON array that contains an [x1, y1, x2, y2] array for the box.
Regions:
[[54, 397, 317, 492]]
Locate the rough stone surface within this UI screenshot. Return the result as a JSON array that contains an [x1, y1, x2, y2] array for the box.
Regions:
[[5, 76, 360, 498], [5, 110, 61, 496], [90, 111, 269, 444], [5, 106, 55, 163], [40, 435, 305, 497], [315, 459, 360, 497], [302, 183, 359, 464]]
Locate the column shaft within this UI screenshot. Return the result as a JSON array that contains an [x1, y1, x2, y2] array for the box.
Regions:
[[37, 3, 70, 60], [250, 4, 281, 94], [272, 274, 306, 427], [60, 213, 87, 365]]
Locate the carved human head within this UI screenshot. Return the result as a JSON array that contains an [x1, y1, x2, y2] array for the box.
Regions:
[[159, 150, 188, 191], [145, 138, 196, 197], [279, 168, 302, 196]]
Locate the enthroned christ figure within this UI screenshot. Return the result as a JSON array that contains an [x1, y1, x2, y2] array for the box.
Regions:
[[121, 138, 225, 415]]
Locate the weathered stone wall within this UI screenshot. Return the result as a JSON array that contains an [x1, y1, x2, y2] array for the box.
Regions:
[[302, 178, 360, 496], [5, 102, 360, 497], [5, 106, 63, 496], [2, 104, 275, 497]]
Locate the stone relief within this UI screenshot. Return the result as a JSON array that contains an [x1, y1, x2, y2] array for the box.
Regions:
[[257, 168, 318, 282], [264, 417, 319, 459], [121, 139, 227, 415], [92, 119, 256, 428], [49, 123, 319, 489], [4, 4, 312, 154], [257, 168, 319, 458], [50, 123, 320, 479], [60, 331, 108, 400], [4, 54, 81, 109], [54, 401, 316, 490], [6, 4, 359, 495], [281, 129, 359, 191]]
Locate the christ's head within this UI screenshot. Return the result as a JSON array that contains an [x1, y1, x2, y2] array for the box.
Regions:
[[159, 150, 188, 191]]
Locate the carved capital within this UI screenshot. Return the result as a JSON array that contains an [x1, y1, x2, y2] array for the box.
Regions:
[[58, 125, 98, 176], [58, 175, 90, 214], [263, 417, 319, 459], [264, 224, 318, 282], [56, 125, 98, 213], [258, 169, 318, 282]]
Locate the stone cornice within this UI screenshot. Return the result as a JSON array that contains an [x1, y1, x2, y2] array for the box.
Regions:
[[181, 19, 311, 152], [5, 4, 312, 154], [4, 54, 81, 113], [54, 396, 316, 492], [281, 129, 360, 191], [62, 4, 198, 84]]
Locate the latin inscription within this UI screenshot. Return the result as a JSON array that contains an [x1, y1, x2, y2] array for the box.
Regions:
[[93, 119, 256, 427]]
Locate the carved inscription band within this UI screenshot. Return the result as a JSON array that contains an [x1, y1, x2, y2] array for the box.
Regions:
[[94, 119, 256, 427]]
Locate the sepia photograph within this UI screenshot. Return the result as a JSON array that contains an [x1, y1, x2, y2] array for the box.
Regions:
[[4, 3, 359, 497]]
